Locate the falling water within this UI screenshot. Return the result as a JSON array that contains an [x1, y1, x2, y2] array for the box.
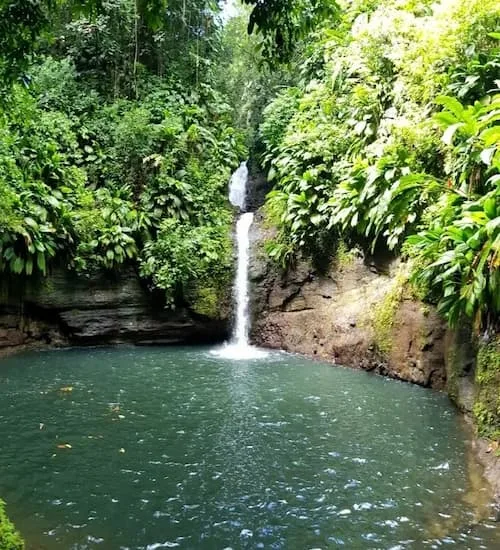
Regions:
[[214, 162, 266, 359], [228, 161, 248, 210], [232, 212, 254, 348]]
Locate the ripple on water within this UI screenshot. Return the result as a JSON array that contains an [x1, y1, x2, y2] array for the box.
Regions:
[[0, 346, 498, 549]]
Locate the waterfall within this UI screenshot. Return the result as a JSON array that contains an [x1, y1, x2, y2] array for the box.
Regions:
[[232, 212, 254, 348], [228, 161, 248, 210], [213, 162, 266, 359]]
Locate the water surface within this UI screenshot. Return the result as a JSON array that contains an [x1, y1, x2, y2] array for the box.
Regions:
[[0, 347, 498, 549]]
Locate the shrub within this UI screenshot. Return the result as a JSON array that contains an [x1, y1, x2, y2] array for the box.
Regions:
[[0, 500, 23, 550]]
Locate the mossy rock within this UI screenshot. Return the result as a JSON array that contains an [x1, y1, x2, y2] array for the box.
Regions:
[[473, 335, 500, 441], [185, 278, 232, 320], [333, 240, 359, 270], [372, 270, 407, 356], [0, 500, 24, 550], [191, 286, 222, 318]]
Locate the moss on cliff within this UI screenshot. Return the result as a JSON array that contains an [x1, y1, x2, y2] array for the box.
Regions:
[[0, 500, 24, 550], [186, 276, 232, 320], [334, 241, 358, 270], [473, 336, 500, 442], [372, 271, 407, 356], [190, 285, 223, 319]]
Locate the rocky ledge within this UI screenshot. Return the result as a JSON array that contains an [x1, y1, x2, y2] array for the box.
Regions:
[[0, 268, 229, 355]]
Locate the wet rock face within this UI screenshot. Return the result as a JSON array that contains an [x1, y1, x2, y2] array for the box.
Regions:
[[0, 269, 229, 354], [445, 325, 478, 413], [249, 213, 447, 389], [387, 301, 447, 388], [0, 310, 66, 354], [245, 159, 273, 212]]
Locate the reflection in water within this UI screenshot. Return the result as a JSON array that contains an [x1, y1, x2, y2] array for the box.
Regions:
[[0, 346, 498, 549], [423, 419, 496, 545]]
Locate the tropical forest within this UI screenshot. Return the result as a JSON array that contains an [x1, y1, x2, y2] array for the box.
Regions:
[[0, 0, 499, 548]]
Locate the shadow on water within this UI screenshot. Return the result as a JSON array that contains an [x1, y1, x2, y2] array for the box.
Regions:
[[421, 416, 498, 546]]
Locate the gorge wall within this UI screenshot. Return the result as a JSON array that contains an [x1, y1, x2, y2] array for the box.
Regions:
[[249, 212, 448, 389], [0, 268, 229, 356]]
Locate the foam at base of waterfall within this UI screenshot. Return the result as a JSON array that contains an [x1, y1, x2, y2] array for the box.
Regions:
[[210, 343, 269, 360]]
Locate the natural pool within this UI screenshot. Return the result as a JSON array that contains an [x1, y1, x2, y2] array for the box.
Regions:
[[0, 346, 498, 549]]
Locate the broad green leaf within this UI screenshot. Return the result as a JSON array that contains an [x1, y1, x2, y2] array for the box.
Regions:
[[484, 198, 497, 219], [24, 217, 39, 230], [480, 127, 500, 146], [12, 256, 24, 274], [480, 147, 496, 166], [37, 252, 46, 274], [435, 96, 466, 119], [25, 257, 33, 276]]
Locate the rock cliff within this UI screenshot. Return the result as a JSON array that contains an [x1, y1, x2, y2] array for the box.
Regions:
[[0, 268, 229, 355], [249, 212, 447, 389]]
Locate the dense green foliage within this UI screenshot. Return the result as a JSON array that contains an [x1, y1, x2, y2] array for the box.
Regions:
[[244, 0, 340, 62], [216, 9, 296, 151], [408, 89, 500, 328], [0, 500, 23, 550], [0, 0, 351, 310], [259, 0, 500, 330], [0, 0, 498, 331], [0, 0, 246, 309]]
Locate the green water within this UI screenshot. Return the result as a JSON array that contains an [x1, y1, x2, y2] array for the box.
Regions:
[[0, 347, 498, 549]]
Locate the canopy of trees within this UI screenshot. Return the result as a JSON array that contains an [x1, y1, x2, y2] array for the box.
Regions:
[[243, 0, 340, 62], [0, 0, 247, 313]]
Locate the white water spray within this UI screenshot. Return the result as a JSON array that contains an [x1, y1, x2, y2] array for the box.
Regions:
[[228, 161, 248, 210], [232, 212, 254, 348], [213, 162, 267, 359]]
